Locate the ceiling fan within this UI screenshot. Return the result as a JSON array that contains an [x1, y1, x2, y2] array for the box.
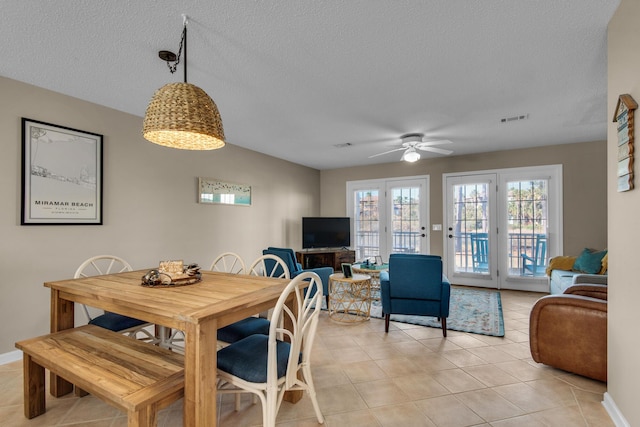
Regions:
[[368, 133, 453, 162]]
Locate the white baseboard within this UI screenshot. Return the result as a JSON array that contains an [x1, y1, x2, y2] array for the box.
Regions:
[[0, 350, 22, 365], [603, 392, 631, 427]]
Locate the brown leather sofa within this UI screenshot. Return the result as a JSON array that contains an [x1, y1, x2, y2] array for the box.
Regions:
[[529, 284, 607, 382]]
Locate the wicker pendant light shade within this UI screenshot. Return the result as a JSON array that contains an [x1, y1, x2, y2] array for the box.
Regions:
[[143, 16, 226, 151], [143, 82, 225, 150]]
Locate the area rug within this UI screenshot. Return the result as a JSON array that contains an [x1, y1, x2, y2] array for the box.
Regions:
[[370, 286, 505, 337]]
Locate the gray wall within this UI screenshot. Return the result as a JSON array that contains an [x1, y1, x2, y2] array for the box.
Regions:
[[0, 76, 320, 354], [608, 1, 640, 424], [320, 140, 607, 257]]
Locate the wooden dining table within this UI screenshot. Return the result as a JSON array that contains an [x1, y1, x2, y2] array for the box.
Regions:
[[45, 269, 294, 427]]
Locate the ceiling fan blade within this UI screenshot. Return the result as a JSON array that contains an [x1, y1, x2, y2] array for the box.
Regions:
[[418, 146, 454, 155], [368, 147, 406, 158], [415, 139, 453, 148]]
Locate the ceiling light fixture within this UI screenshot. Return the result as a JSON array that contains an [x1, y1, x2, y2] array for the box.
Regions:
[[402, 147, 421, 162], [368, 133, 452, 162], [143, 15, 226, 150]]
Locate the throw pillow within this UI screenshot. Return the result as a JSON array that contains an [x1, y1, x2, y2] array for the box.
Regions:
[[573, 248, 607, 274], [599, 252, 608, 274], [546, 255, 577, 276]]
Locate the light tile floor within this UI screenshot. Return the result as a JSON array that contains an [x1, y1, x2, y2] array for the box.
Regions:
[[0, 288, 614, 426]]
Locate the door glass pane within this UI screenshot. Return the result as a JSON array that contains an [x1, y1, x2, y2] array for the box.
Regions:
[[452, 182, 490, 274], [354, 189, 380, 261], [507, 179, 548, 277], [390, 186, 421, 254]]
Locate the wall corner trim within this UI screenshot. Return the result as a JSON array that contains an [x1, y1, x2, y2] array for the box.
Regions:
[[603, 392, 631, 427]]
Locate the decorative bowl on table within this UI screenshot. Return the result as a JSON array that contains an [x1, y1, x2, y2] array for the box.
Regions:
[[141, 260, 201, 287]]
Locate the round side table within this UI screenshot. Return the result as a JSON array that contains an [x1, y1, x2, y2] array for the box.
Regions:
[[351, 263, 388, 297], [328, 273, 372, 323]]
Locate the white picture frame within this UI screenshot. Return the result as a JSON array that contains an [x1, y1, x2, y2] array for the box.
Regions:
[[198, 177, 251, 206]]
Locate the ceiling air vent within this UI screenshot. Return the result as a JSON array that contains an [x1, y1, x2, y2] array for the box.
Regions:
[[500, 114, 529, 123], [333, 142, 353, 148]]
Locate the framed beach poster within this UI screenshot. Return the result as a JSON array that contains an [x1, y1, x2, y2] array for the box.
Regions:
[[21, 118, 103, 225]]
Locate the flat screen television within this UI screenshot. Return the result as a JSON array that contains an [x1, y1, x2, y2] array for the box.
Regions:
[[302, 217, 351, 249]]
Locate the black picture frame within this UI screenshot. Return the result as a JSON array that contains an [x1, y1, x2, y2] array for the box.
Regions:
[[21, 118, 103, 225], [341, 263, 353, 278]]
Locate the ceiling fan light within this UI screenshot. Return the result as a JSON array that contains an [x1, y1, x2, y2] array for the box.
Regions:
[[403, 147, 420, 162], [143, 82, 226, 150]]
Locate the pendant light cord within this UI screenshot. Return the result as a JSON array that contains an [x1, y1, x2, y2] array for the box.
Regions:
[[165, 24, 187, 83]]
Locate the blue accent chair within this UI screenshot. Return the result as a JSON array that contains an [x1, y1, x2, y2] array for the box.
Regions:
[[380, 254, 451, 336], [263, 247, 334, 308]]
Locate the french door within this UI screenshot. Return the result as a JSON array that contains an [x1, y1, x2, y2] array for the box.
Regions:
[[347, 176, 430, 262], [444, 166, 562, 292], [445, 174, 498, 288]]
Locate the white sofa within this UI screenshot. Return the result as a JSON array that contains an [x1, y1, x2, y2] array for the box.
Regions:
[[547, 250, 608, 294], [549, 269, 608, 294]]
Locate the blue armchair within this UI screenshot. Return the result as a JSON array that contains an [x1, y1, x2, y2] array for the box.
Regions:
[[380, 254, 451, 336], [262, 247, 334, 307]]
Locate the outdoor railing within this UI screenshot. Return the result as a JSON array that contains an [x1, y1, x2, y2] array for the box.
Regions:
[[355, 230, 546, 276], [354, 230, 421, 260], [452, 232, 547, 275]]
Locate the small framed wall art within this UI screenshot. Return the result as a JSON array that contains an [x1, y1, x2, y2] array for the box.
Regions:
[[198, 177, 251, 206], [613, 94, 637, 192], [21, 118, 103, 225]]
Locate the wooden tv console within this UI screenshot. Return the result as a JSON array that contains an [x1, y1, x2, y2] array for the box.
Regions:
[[296, 249, 356, 272]]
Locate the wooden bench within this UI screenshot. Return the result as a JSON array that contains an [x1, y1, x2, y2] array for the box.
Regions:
[[15, 324, 184, 427]]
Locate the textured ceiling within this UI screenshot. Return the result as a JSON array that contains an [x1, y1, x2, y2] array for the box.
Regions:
[[0, 1, 620, 170]]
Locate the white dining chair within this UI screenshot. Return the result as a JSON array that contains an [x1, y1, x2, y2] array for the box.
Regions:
[[210, 251, 246, 274], [74, 255, 157, 342], [163, 252, 251, 352], [217, 254, 291, 347], [216, 271, 324, 427], [247, 253, 291, 279]]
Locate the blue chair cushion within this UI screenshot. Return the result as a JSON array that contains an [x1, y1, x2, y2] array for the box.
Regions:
[[217, 334, 293, 383], [89, 312, 147, 331], [217, 317, 270, 343]]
